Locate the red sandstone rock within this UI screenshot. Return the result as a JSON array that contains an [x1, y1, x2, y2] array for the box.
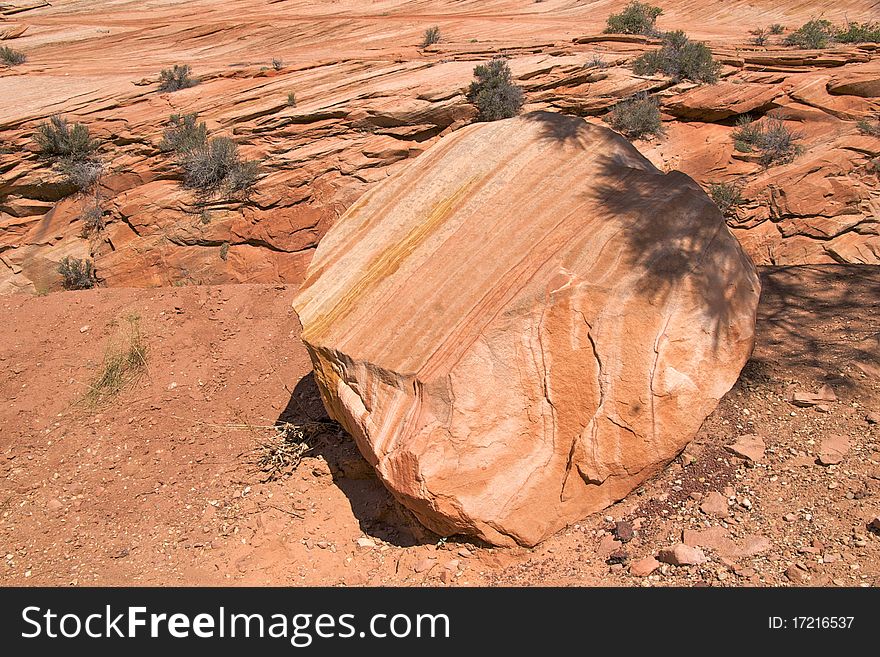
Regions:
[[294, 112, 760, 546]]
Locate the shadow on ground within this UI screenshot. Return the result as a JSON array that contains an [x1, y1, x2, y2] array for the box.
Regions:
[[275, 372, 436, 548]]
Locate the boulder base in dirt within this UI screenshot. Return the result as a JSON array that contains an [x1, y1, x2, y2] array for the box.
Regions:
[[293, 111, 760, 547]]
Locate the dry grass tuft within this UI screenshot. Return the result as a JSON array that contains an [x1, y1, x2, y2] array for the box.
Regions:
[[83, 314, 148, 406]]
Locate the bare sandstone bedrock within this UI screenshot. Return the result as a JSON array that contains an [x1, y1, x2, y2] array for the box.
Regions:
[[293, 111, 761, 547]]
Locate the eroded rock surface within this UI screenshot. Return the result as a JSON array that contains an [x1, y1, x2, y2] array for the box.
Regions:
[[294, 112, 760, 546]]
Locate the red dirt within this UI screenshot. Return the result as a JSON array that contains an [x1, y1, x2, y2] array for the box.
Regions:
[[2, 264, 878, 586]]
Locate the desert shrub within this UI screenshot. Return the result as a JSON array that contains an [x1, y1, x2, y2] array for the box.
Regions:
[[421, 26, 441, 47], [632, 31, 720, 83], [272, 57, 284, 70], [0, 46, 26, 66], [80, 203, 105, 236], [732, 116, 802, 166], [287, 91, 297, 106], [226, 158, 259, 194], [604, 1, 662, 36], [857, 119, 880, 137], [835, 22, 880, 44], [750, 28, 768, 46], [159, 113, 207, 154], [219, 241, 229, 261], [182, 136, 259, 197], [467, 58, 524, 122], [769, 24, 785, 35], [34, 116, 99, 160], [731, 115, 762, 152], [584, 54, 609, 69], [158, 64, 197, 92], [607, 93, 662, 139], [58, 256, 98, 290], [784, 19, 834, 49], [708, 182, 744, 217], [59, 159, 103, 192]]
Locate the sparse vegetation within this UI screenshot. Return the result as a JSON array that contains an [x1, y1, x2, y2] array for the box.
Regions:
[[0, 46, 26, 66], [82, 314, 148, 406], [467, 58, 524, 122], [272, 57, 284, 71], [784, 19, 834, 49], [750, 28, 768, 46], [287, 91, 297, 107], [857, 119, 880, 137], [834, 21, 880, 44], [34, 116, 99, 160], [182, 136, 259, 198], [769, 24, 785, 35], [607, 93, 662, 139], [159, 113, 208, 154], [709, 182, 744, 218], [158, 64, 197, 92], [632, 30, 720, 83], [58, 256, 98, 290], [604, 1, 662, 36], [732, 116, 803, 166], [421, 26, 441, 48], [255, 421, 337, 481], [584, 54, 609, 69], [59, 159, 103, 192], [80, 203, 105, 236], [219, 241, 229, 261]]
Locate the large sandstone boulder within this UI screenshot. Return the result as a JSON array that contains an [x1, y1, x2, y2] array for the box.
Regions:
[[293, 112, 760, 547]]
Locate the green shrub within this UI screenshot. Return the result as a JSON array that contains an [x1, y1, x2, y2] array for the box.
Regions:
[[857, 119, 880, 137], [0, 46, 26, 66], [708, 182, 744, 218], [58, 256, 98, 290], [750, 28, 768, 46], [287, 91, 297, 106], [158, 64, 197, 92], [182, 136, 259, 197], [633, 31, 720, 83], [784, 19, 834, 48], [272, 57, 284, 71], [768, 24, 785, 35], [835, 21, 880, 44], [421, 26, 441, 47], [732, 116, 802, 166], [604, 1, 662, 36], [34, 116, 99, 160], [467, 58, 524, 122], [159, 113, 208, 154], [607, 93, 662, 139]]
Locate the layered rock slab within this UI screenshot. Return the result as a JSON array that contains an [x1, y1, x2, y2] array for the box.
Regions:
[[293, 112, 760, 546]]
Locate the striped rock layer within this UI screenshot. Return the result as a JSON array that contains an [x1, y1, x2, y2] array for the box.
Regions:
[[293, 112, 760, 547]]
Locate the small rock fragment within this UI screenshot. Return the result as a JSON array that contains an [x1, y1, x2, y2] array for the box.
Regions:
[[785, 564, 810, 585], [700, 491, 729, 517], [817, 434, 849, 466], [413, 557, 436, 573], [726, 434, 765, 462], [658, 544, 707, 566], [630, 556, 660, 577], [614, 520, 635, 543]]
